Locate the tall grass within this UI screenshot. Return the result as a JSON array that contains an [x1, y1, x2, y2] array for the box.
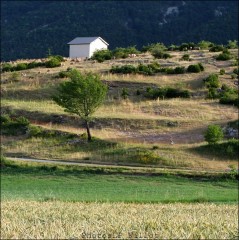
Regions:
[[2, 201, 238, 239]]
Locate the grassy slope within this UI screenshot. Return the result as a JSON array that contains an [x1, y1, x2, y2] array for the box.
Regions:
[[1, 160, 238, 203], [1, 50, 238, 171]]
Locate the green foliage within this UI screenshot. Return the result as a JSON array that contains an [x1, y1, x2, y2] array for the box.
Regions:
[[232, 68, 239, 75], [203, 74, 220, 88], [204, 125, 224, 145], [179, 42, 195, 51], [15, 63, 28, 71], [53, 69, 108, 141], [121, 88, 129, 99], [219, 69, 225, 75], [110, 65, 137, 74], [1, 114, 30, 135], [142, 43, 167, 53], [91, 49, 113, 62], [145, 87, 190, 100], [53, 69, 107, 119], [55, 69, 72, 78], [219, 89, 238, 107], [197, 40, 214, 49], [181, 54, 190, 61], [209, 45, 225, 52], [1, 63, 13, 72], [27, 61, 45, 69], [216, 52, 232, 61], [187, 63, 204, 73], [207, 88, 219, 99], [151, 50, 171, 59], [45, 57, 61, 68], [227, 40, 238, 49], [27, 125, 43, 137]]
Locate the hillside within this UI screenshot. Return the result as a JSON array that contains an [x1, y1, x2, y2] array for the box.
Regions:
[[1, 47, 238, 171], [1, 0, 238, 61]]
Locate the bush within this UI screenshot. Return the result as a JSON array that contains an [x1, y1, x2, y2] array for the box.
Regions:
[[145, 87, 190, 100], [219, 69, 225, 75], [91, 49, 112, 62], [1, 63, 13, 72], [181, 54, 190, 61], [233, 68, 239, 75], [27, 61, 44, 69], [15, 63, 28, 71], [204, 125, 224, 145], [198, 40, 214, 50], [203, 74, 220, 88], [187, 64, 201, 73], [27, 125, 42, 137], [173, 66, 186, 74], [1, 115, 30, 135], [209, 45, 225, 52], [216, 53, 232, 61], [45, 57, 61, 68], [219, 91, 238, 107], [110, 65, 137, 74], [121, 88, 129, 99], [207, 88, 219, 99], [56, 70, 71, 78]]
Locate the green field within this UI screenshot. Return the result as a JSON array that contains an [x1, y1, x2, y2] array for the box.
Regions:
[[1, 160, 237, 203]]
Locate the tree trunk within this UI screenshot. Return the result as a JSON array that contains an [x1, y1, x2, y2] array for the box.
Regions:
[[85, 120, 92, 142]]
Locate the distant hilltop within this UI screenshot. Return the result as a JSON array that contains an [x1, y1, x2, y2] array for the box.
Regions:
[[1, 1, 238, 61]]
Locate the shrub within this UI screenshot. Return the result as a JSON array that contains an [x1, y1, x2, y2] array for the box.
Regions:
[[91, 49, 112, 62], [142, 43, 167, 53], [27, 125, 42, 137], [216, 53, 232, 61], [1, 115, 30, 135], [1, 63, 13, 72], [173, 66, 186, 74], [198, 40, 214, 49], [204, 125, 224, 145], [110, 65, 137, 74], [15, 63, 28, 71], [207, 88, 219, 99], [27, 61, 44, 69], [187, 64, 201, 73], [45, 57, 61, 68], [121, 88, 129, 99], [203, 74, 220, 88], [219, 91, 238, 107], [227, 40, 238, 49], [233, 68, 239, 75], [219, 69, 225, 75], [231, 74, 237, 79], [53, 55, 64, 62], [181, 54, 190, 61], [56, 70, 71, 78], [151, 47, 171, 59], [144, 87, 190, 99], [209, 45, 225, 52]]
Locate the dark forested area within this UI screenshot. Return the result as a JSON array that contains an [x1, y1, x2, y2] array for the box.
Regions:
[[1, 1, 238, 61]]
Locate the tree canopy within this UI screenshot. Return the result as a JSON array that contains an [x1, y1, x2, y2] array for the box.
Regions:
[[53, 69, 108, 141]]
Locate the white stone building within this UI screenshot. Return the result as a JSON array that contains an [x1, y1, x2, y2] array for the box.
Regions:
[[67, 37, 109, 59]]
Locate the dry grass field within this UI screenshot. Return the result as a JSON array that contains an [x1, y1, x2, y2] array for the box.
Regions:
[[2, 201, 238, 239], [1, 49, 238, 171], [1, 48, 238, 239]]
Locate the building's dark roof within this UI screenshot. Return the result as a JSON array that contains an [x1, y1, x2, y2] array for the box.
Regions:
[[67, 37, 109, 45]]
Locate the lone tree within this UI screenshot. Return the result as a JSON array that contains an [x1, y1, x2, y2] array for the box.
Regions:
[[53, 69, 107, 141]]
